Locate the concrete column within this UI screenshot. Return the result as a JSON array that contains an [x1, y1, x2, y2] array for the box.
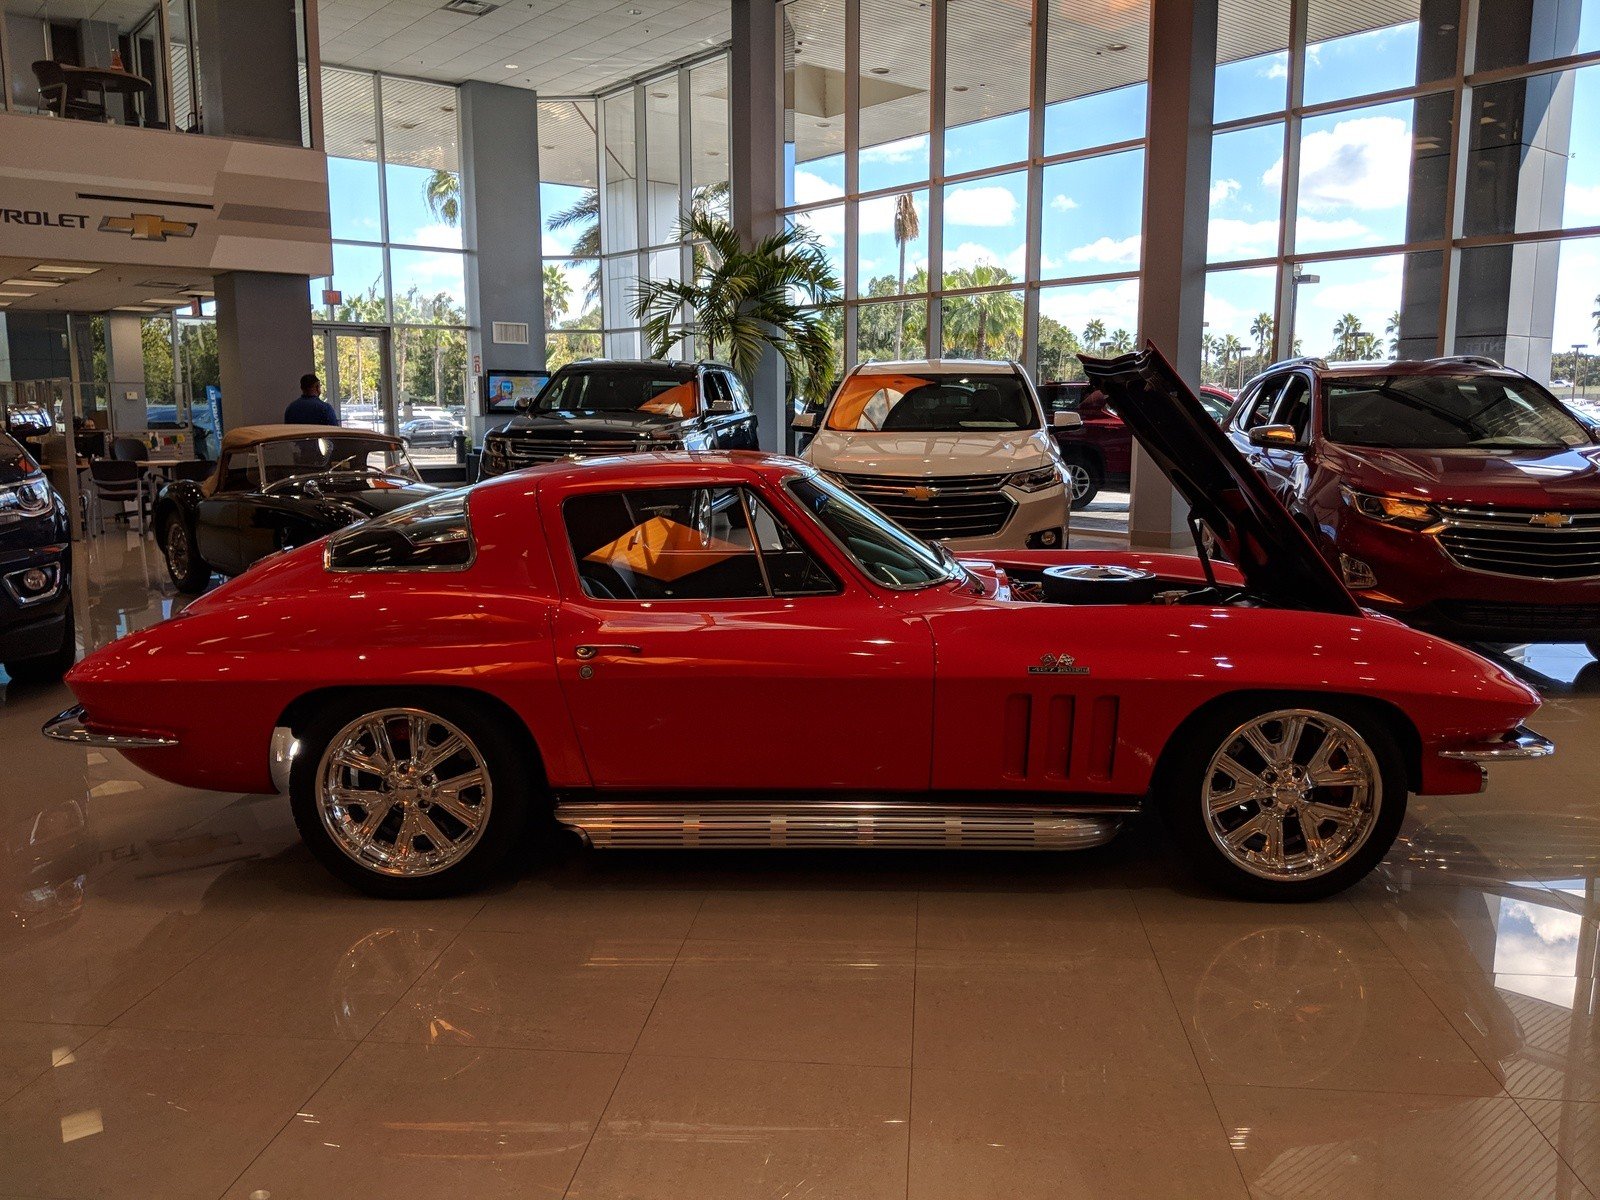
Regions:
[[1129, 0, 1216, 550], [460, 81, 544, 398], [102, 314, 148, 434], [730, 0, 788, 452], [192, 0, 303, 143], [213, 271, 315, 429]]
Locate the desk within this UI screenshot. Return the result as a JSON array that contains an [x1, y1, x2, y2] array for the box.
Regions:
[[51, 64, 156, 126]]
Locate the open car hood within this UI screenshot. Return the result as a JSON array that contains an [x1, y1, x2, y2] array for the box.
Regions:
[[1080, 344, 1360, 616]]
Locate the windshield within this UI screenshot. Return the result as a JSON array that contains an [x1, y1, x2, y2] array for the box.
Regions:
[[253, 437, 417, 486], [785, 474, 955, 589], [1324, 374, 1591, 450], [825, 371, 1039, 433], [535, 369, 699, 418]]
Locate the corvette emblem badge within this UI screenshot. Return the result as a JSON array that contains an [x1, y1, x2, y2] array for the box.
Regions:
[[1028, 653, 1089, 676], [1530, 512, 1572, 528]]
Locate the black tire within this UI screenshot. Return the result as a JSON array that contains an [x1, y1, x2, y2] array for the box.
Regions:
[[1062, 451, 1103, 509], [3, 602, 75, 685], [288, 690, 538, 898], [162, 514, 211, 594], [1155, 697, 1408, 901]]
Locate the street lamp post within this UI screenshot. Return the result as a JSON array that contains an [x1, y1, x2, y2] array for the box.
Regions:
[[1287, 267, 1319, 360], [1573, 344, 1588, 401]]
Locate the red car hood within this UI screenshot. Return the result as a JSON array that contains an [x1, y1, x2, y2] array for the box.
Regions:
[[1323, 442, 1600, 508]]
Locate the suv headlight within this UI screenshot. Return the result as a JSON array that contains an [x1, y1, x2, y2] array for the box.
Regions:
[[0, 476, 54, 517], [1340, 486, 1441, 530], [1005, 465, 1064, 493]]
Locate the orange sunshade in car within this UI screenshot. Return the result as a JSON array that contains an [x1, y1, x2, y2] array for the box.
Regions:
[[826, 374, 936, 430], [585, 515, 744, 582], [638, 380, 699, 418]]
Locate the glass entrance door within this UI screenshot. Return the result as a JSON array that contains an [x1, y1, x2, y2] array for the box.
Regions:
[[313, 327, 392, 435]]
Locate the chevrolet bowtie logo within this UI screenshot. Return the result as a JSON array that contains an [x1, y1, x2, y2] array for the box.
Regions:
[[98, 213, 197, 242], [903, 485, 940, 501], [1530, 512, 1573, 528]]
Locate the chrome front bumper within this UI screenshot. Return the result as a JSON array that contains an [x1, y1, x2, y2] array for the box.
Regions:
[[41, 705, 179, 749], [1438, 725, 1555, 762]]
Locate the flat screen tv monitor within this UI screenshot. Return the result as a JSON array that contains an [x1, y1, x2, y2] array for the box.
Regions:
[[483, 369, 550, 414]]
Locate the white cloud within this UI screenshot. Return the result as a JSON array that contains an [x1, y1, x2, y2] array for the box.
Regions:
[[1067, 234, 1141, 266], [792, 168, 845, 207], [1264, 115, 1411, 213], [404, 222, 464, 250], [1207, 215, 1372, 261], [793, 204, 844, 247], [944, 241, 1023, 274], [1262, 58, 1288, 80], [1038, 279, 1140, 335], [860, 134, 928, 165], [1210, 178, 1241, 206], [1566, 183, 1600, 223], [1050, 194, 1079, 212], [944, 184, 1020, 227]]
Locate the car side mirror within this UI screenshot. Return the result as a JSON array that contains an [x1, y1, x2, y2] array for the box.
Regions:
[[1248, 424, 1306, 451], [1052, 411, 1084, 429], [792, 411, 819, 430]]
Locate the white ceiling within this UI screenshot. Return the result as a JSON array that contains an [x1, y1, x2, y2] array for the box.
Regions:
[[0, 259, 213, 314], [317, 0, 730, 97]]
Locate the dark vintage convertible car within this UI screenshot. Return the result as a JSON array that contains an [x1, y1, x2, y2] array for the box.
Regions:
[[153, 425, 440, 593]]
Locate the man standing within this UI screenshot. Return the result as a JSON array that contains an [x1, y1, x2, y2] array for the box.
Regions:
[[285, 374, 338, 426]]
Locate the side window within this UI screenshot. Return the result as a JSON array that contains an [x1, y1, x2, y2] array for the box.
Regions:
[[1238, 378, 1285, 430], [1273, 376, 1312, 440], [218, 452, 254, 492], [743, 491, 839, 596], [725, 373, 752, 412], [563, 486, 767, 601], [702, 373, 731, 410]]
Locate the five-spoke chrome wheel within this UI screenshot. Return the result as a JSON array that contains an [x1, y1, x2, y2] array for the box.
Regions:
[[316, 707, 493, 877], [1202, 708, 1380, 881]]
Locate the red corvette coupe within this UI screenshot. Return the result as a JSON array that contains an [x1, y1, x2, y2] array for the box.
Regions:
[[43, 349, 1551, 901]]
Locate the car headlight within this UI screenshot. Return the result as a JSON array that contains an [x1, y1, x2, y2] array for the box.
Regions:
[[1005, 465, 1064, 493], [1340, 486, 1441, 530], [0, 476, 54, 517]]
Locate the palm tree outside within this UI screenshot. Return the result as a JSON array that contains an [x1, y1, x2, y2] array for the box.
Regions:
[[542, 265, 572, 329], [1250, 313, 1273, 364], [1219, 334, 1245, 387], [424, 170, 460, 227], [1385, 310, 1402, 356], [631, 211, 841, 403], [893, 193, 920, 359], [1332, 312, 1366, 360], [1083, 319, 1108, 352]]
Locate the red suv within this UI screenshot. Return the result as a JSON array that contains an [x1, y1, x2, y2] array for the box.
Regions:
[[1040, 380, 1233, 506], [1222, 355, 1600, 657]]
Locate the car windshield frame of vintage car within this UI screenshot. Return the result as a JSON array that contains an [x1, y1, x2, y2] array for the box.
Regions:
[[824, 370, 1041, 434], [253, 435, 420, 488], [1081, 344, 1362, 617], [1322, 372, 1593, 451], [532, 365, 701, 418], [785, 472, 959, 590]]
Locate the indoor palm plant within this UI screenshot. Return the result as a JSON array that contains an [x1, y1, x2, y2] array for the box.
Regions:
[[631, 211, 841, 403]]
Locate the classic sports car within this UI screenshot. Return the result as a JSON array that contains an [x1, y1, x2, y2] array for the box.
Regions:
[[46, 348, 1551, 901], [153, 425, 440, 593]]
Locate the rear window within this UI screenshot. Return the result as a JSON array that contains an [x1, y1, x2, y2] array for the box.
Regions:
[[326, 492, 474, 572]]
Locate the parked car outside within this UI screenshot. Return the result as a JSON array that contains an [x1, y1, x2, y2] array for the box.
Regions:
[[1039, 379, 1234, 507], [480, 360, 758, 477], [1222, 355, 1600, 656], [47, 348, 1550, 903], [0, 431, 72, 683], [152, 424, 439, 593], [798, 360, 1074, 550], [399, 417, 466, 449]]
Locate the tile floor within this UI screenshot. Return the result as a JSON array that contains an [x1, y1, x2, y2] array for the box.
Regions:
[[2, 529, 1600, 1198]]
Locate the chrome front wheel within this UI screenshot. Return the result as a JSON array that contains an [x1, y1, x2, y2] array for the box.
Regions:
[[316, 707, 493, 877]]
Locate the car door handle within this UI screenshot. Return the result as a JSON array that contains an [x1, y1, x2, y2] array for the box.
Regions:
[[575, 644, 642, 660]]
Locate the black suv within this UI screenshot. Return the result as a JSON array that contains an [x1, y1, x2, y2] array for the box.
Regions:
[[0, 431, 73, 684], [479, 360, 759, 477]]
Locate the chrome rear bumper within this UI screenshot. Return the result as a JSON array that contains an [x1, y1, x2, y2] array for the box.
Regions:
[[41, 705, 179, 749], [1438, 725, 1554, 762]]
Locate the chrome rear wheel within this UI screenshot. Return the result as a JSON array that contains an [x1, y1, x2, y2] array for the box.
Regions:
[[316, 707, 493, 878]]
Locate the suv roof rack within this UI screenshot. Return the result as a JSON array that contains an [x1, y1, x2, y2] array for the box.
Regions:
[[1264, 355, 1328, 372], [1428, 354, 1504, 369]]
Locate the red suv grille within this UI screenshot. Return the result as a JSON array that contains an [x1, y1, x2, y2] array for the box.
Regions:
[[1436, 504, 1600, 581]]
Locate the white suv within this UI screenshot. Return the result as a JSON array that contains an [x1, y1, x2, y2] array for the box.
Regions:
[[795, 359, 1075, 551]]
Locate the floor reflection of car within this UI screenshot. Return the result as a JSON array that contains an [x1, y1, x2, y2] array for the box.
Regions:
[[0, 430, 74, 683], [1039, 380, 1234, 507], [152, 424, 441, 593], [1223, 355, 1600, 658], [1, 799, 89, 940], [399, 417, 466, 449], [480, 360, 759, 477], [50, 348, 1551, 904], [799, 360, 1072, 550]]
